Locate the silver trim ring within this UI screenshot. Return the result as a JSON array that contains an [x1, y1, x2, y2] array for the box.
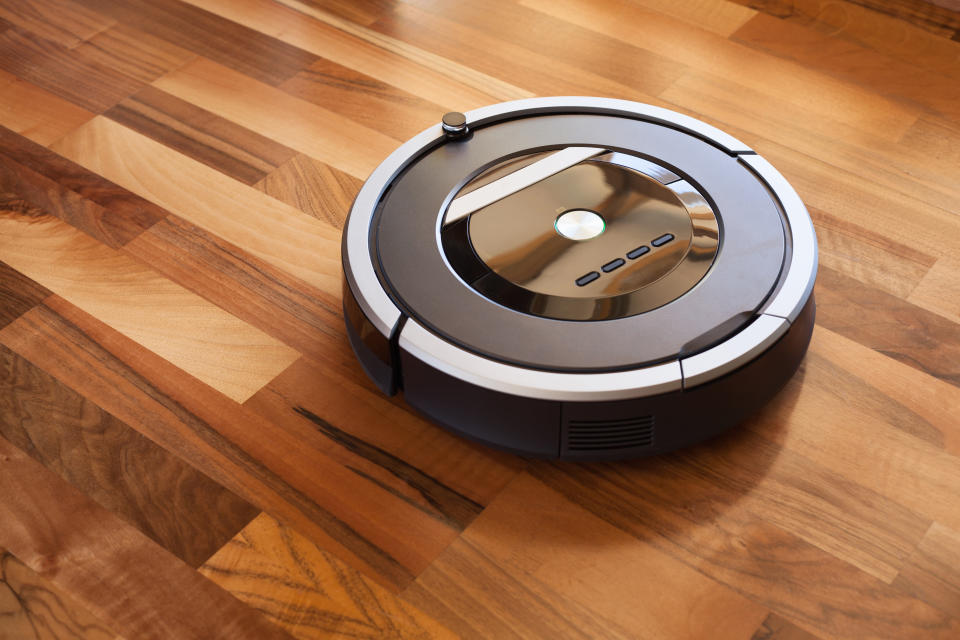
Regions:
[[343, 97, 815, 400]]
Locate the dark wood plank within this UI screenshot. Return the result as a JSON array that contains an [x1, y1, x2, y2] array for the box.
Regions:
[[0, 126, 167, 246], [0, 435, 296, 640], [105, 86, 297, 186], [0, 299, 466, 592], [0, 344, 259, 568], [245, 356, 521, 513], [279, 58, 445, 141], [73, 23, 196, 83], [0, 27, 144, 113], [254, 154, 361, 228], [0, 261, 49, 330], [77, 0, 319, 85], [0, 0, 114, 48], [0, 547, 117, 639], [123, 214, 346, 362], [816, 265, 960, 387]]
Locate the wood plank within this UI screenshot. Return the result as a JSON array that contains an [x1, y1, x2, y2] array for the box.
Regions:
[[0, 126, 167, 247], [105, 86, 297, 186], [751, 613, 823, 640], [76, 0, 318, 86], [0, 0, 113, 49], [123, 214, 347, 364], [908, 258, 960, 324], [732, 12, 960, 122], [199, 513, 457, 639], [279, 58, 444, 141], [0, 344, 259, 568], [0, 547, 117, 639], [0, 261, 50, 330], [50, 116, 343, 295], [382, 0, 686, 100], [0, 27, 144, 113], [624, 0, 757, 35], [179, 0, 506, 111], [658, 68, 960, 216], [275, 0, 532, 102], [0, 434, 296, 640], [73, 23, 196, 83], [254, 155, 360, 229], [0, 213, 299, 403], [810, 206, 934, 299], [813, 327, 960, 457], [893, 523, 960, 618], [731, 0, 960, 39], [0, 301, 470, 592], [373, 2, 672, 102], [153, 57, 399, 180], [0, 77, 94, 145], [405, 473, 770, 640], [245, 357, 520, 523], [817, 266, 960, 387], [518, 0, 921, 140], [726, 0, 960, 82], [292, 0, 393, 27], [527, 449, 960, 639]]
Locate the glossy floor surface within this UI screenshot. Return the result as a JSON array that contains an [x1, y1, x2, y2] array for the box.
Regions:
[[1, 0, 960, 638]]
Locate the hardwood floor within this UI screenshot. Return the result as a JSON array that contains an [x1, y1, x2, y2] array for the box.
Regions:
[[0, 0, 958, 637]]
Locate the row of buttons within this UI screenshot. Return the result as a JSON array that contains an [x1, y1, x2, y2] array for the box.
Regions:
[[575, 233, 675, 287]]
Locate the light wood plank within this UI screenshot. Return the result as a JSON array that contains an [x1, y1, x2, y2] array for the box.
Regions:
[[200, 513, 458, 640], [908, 258, 960, 324], [153, 57, 397, 180], [0, 547, 117, 640], [0, 212, 298, 402], [50, 116, 343, 296], [0, 76, 94, 145], [625, 0, 757, 36], [894, 523, 960, 617]]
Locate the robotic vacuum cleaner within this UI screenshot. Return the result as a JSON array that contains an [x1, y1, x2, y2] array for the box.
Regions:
[[342, 98, 817, 460]]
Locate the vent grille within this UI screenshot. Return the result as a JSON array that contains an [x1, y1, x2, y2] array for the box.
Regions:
[[565, 415, 655, 451]]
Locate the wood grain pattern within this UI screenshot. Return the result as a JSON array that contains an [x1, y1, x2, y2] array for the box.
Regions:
[[0, 126, 167, 247], [0, 27, 143, 113], [0, 262, 50, 330], [106, 86, 297, 185], [0, 78, 94, 146], [154, 57, 399, 179], [73, 23, 196, 84], [254, 154, 361, 229], [0, 0, 113, 49], [200, 513, 457, 640], [51, 116, 343, 295], [0, 435, 296, 640], [0, 213, 300, 403], [0, 548, 116, 640], [0, 0, 958, 637], [405, 473, 770, 640], [181, 0, 506, 111], [76, 0, 318, 86], [0, 300, 478, 592], [0, 344, 259, 567]]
